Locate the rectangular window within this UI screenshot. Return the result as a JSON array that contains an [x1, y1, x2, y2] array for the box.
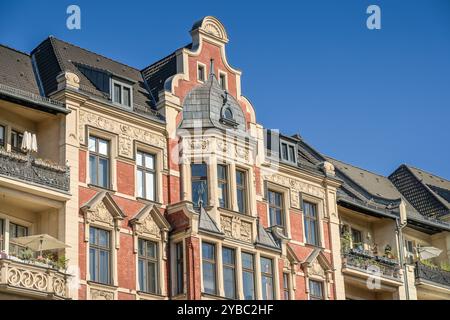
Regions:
[[283, 273, 291, 300], [112, 81, 132, 107], [9, 222, 28, 257], [260, 257, 274, 300], [217, 164, 229, 209], [405, 239, 416, 264], [175, 242, 184, 295], [191, 163, 208, 207], [351, 228, 363, 250], [11, 130, 23, 153], [309, 280, 324, 300], [303, 201, 319, 246], [89, 227, 111, 285], [202, 242, 216, 295], [241, 252, 255, 300], [0, 219, 4, 251], [219, 73, 226, 90], [89, 136, 110, 188], [138, 239, 158, 294], [0, 125, 5, 147], [222, 247, 236, 299], [280, 141, 296, 164], [198, 65, 205, 82], [236, 170, 247, 214], [268, 190, 284, 228], [136, 151, 156, 201]]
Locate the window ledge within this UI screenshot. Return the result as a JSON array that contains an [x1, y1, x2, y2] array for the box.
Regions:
[[87, 280, 118, 290], [136, 197, 162, 207], [87, 184, 116, 194]]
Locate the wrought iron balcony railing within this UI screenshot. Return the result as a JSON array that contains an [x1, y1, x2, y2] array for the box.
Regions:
[[0, 258, 69, 299], [0, 149, 70, 192], [342, 249, 402, 281], [415, 262, 450, 288]]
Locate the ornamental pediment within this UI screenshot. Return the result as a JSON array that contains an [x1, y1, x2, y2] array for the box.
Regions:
[[130, 204, 170, 240], [81, 191, 125, 227]]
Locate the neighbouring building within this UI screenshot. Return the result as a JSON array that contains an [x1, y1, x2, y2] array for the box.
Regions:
[[0, 16, 448, 300]]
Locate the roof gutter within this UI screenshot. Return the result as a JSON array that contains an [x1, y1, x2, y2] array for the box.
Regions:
[[337, 196, 398, 219]]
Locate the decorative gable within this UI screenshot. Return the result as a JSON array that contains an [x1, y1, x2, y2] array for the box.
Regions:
[[302, 248, 333, 281]]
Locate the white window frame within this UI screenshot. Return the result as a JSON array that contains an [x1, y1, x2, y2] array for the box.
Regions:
[[280, 140, 297, 164], [111, 79, 133, 108]]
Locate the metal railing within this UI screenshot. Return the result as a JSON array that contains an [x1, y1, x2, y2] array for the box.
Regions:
[[342, 249, 402, 280], [0, 149, 70, 192], [415, 261, 450, 288], [0, 83, 64, 108]]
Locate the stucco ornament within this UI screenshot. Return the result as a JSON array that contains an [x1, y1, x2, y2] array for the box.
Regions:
[[220, 215, 252, 243], [90, 288, 114, 300], [136, 214, 161, 239], [87, 201, 114, 227]]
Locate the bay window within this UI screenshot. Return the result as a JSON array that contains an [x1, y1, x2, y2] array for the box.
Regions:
[[191, 163, 208, 207], [217, 164, 229, 209]]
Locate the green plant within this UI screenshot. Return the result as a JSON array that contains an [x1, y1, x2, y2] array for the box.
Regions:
[[420, 259, 438, 268], [340, 231, 352, 253], [439, 262, 450, 272], [55, 255, 69, 271], [19, 248, 34, 261]]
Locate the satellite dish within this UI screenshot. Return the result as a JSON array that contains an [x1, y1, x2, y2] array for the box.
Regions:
[[417, 246, 442, 260]]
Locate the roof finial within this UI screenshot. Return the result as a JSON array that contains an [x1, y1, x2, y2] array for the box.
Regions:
[[209, 58, 215, 78]]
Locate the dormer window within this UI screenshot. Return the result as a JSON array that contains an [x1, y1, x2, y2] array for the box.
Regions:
[[224, 108, 233, 120], [280, 140, 296, 164], [112, 80, 132, 108]]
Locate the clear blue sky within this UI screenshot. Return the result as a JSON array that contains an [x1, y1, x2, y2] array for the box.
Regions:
[[1, 0, 449, 179]]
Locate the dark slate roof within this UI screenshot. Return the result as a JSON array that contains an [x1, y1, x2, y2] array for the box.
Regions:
[[198, 206, 224, 236], [141, 52, 177, 102], [0, 44, 40, 95], [0, 44, 68, 114], [179, 68, 246, 131], [31, 37, 162, 120], [255, 222, 281, 251], [389, 165, 450, 219]]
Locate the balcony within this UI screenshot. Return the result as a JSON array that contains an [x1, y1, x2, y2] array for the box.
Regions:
[[0, 257, 69, 299], [342, 249, 402, 281], [0, 149, 70, 192], [415, 261, 450, 289]]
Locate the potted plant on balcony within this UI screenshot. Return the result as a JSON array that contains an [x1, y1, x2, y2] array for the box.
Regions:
[[384, 244, 394, 259]]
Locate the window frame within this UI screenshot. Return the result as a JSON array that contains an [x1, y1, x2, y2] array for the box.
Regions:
[[10, 129, 24, 153], [303, 200, 320, 246], [137, 238, 159, 294], [191, 163, 208, 208], [136, 150, 157, 201], [222, 246, 236, 299], [197, 62, 206, 83], [218, 71, 228, 90], [241, 251, 256, 300], [201, 241, 217, 295], [268, 189, 285, 228], [8, 221, 28, 257], [111, 79, 133, 108], [260, 256, 274, 300], [89, 226, 112, 285], [0, 125, 5, 148], [174, 241, 184, 295], [283, 273, 291, 300], [217, 164, 230, 209], [88, 136, 111, 189], [279, 140, 297, 164], [309, 279, 324, 300], [236, 169, 248, 214]]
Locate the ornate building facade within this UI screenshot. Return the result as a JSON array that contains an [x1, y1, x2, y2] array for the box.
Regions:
[[0, 16, 448, 300]]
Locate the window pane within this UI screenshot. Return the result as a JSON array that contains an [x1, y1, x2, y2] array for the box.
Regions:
[[282, 143, 288, 160], [261, 275, 273, 300], [198, 65, 204, 81], [237, 189, 245, 214], [144, 154, 155, 169], [223, 267, 235, 299], [89, 248, 96, 281], [147, 261, 157, 293], [88, 136, 96, 151], [147, 241, 156, 258], [236, 170, 244, 186], [176, 242, 184, 294], [192, 181, 208, 207], [123, 87, 131, 106], [89, 155, 97, 185], [202, 242, 215, 260], [191, 164, 207, 177], [98, 158, 109, 188], [99, 250, 110, 284], [136, 152, 143, 166], [261, 257, 272, 274], [89, 227, 96, 244], [145, 172, 155, 201], [137, 169, 143, 198], [138, 259, 145, 291], [309, 280, 323, 300], [202, 261, 216, 294], [98, 229, 109, 247], [242, 271, 255, 300], [113, 83, 121, 103], [222, 247, 234, 265], [242, 253, 253, 269], [98, 139, 108, 155], [0, 126, 4, 146], [289, 145, 295, 162]]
